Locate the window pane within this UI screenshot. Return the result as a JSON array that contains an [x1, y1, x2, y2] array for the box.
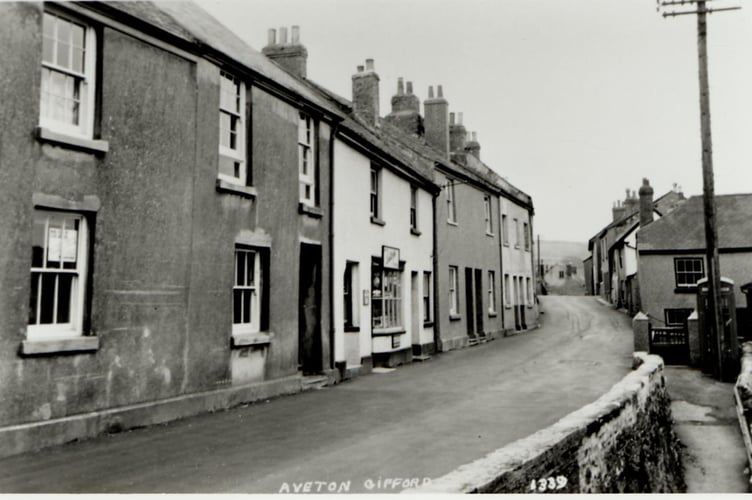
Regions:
[[56, 274, 73, 323], [71, 46, 84, 73], [242, 289, 252, 323], [219, 156, 240, 179], [236, 252, 246, 286], [246, 252, 255, 285], [43, 35, 55, 64], [56, 41, 71, 70], [32, 218, 46, 268], [39, 273, 57, 324], [233, 289, 242, 324], [29, 273, 40, 324], [43, 13, 55, 38]]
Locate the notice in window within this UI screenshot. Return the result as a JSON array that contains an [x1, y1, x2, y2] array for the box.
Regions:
[[62, 228, 78, 263], [47, 227, 62, 262]]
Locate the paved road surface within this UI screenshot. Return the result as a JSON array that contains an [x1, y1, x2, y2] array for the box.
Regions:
[[0, 296, 634, 493]]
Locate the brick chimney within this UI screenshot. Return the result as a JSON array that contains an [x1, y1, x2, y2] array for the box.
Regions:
[[624, 189, 639, 214], [384, 78, 423, 136], [639, 178, 654, 226], [352, 59, 380, 128], [424, 85, 449, 158], [612, 200, 626, 221], [262, 26, 308, 78], [465, 131, 480, 160], [449, 112, 467, 153]]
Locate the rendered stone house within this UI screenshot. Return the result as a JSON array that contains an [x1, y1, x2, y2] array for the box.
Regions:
[[638, 194, 752, 329], [0, 1, 346, 455]]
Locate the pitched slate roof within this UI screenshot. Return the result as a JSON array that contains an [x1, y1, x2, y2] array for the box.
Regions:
[[101, 1, 340, 114], [638, 194, 752, 251]]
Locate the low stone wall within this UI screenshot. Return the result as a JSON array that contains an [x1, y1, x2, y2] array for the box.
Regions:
[[404, 353, 685, 494], [734, 342, 752, 491]]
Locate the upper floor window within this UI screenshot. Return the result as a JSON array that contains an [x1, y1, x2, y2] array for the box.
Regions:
[[218, 71, 247, 185], [40, 11, 96, 138], [674, 257, 704, 288], [523, 222, 530, 251], [446, 179, 457, 224], [410, 186, 418, 232], [501, 214, 509, 245], [513, 218, 520, 248], [370, 167, 381, 221], [484, 195, 493, 234], [299, 112, 317, 206], [29, 210, 89, 339]]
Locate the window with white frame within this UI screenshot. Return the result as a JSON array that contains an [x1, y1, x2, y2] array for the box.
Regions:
[[40, 10, 96, 138], [488, 270, 497, 314], [233, 247, 261, 333], [523, 222, 530, 251], [484, 195, 493, 234], [370, 167, 381, 220], [449, 266, 459, 315], [503, 273, 511, 307], [410, 186, 418, 231], [218, 71, 247, 184], [423, 271, 432, 323], [501, 214, 509, 245], [29, 210, 89, 338], [513, 218, 520, 248], [674, 257, 704, 288], [299, 112, 316, 206], [371, 259, 402, 329], [446, 179, 457, 223], [344, 261, 359, 330]]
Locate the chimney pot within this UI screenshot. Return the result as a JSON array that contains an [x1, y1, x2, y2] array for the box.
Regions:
[[279, 26, 288, 44], [449, 112, 455, 125], [291, 25, 300, 43], [357, 65, 364, 72], [267, 28, 276, 45], [428, 86, 434, 98], [365, 58, 375, 71], [397, 77, 404, 95], [458, 112, 463, 125], [437, 85, 444, 98], [639, 178, 654, 226], [406, 81, 413, 95]]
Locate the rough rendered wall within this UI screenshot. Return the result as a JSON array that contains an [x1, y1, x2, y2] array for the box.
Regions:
[[405, 353, 685, 494]]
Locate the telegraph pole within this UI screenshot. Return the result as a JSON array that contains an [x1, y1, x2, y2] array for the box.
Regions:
[[658, 0, 740, 380]]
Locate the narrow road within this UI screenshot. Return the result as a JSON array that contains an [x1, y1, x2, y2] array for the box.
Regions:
[[0, 296, 633, 493]]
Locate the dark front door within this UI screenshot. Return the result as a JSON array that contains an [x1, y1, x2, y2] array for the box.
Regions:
[[299, 243, 322, 374], [474, 268, 484, 338], [465, 267, 475, 339]]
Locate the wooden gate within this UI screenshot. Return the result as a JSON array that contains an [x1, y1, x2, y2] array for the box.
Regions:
[[649, 326, 690, 365]]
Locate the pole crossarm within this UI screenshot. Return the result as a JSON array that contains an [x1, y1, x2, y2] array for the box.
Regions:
[[662, 6, 741, 15]]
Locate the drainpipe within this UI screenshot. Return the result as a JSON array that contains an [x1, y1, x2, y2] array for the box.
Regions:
[[432, 179, 441, 353], [497, 194, 504, 332], [328, 122, 340, 374]]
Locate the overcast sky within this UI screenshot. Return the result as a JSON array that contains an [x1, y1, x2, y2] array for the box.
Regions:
[[193, 0, 752, 243]]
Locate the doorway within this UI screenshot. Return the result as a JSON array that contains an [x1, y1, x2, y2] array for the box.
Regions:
[[299, 243, 322, 374]]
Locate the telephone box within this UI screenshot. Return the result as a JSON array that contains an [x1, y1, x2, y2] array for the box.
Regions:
[[696, 277, 739, 381]]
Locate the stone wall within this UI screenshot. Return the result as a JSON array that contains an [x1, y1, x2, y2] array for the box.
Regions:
[[404, 353, 685, 494]]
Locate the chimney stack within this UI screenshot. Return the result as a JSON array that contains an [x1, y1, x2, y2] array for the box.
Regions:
[[639, 178, 654, 226], [262, 25, 308, 79], [424, 84, 450, 158], [449, 112, 467, 154], [612, 200, 626, 221], [624, 189, 639, 214], [465, 131, 480, 160], [352, 59, 380, 128], [385, 77, 423, 136]]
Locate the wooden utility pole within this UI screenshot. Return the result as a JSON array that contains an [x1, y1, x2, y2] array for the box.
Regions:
[[659, 0, 740, 380]]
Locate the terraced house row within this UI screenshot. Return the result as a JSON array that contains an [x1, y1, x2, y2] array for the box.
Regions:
[[0, 1, 537, 456]]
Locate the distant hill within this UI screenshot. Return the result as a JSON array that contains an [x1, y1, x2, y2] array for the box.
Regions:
[[536, 240, 588, 264]]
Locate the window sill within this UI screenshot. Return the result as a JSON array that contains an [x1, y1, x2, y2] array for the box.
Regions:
[[423, 321, 434, 328], [299, 203, 323, 218], [373, 327, 405, 336], [37, 127, 109, 155], [505, 305, 512, 310], [449, 314, 462, 322], [527, 305, 534, 309], [231, 331, 274, 348], [410, 227, 422, 236], [216, 179, 257, 198], [344, 326, 360, 333], [447, 220, 458, 227], [674, 287, 698, 294], [370, 216, 386, 226], [20, 336, 99, 356], [503, 243, 510, 247], [514, 245, 520, 250], [488, 312, 498, 318], [486, 232, 495, 238]]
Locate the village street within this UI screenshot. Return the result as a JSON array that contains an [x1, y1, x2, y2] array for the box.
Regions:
[[0, 296, 634, 494]]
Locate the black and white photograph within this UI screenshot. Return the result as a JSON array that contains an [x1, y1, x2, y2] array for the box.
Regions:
[[0, 0, 751, 494]]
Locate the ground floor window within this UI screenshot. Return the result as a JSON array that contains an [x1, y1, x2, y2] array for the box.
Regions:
[[503, 273, 511, 307], [344, 261, 359, 330], [372, 258, 403, 329], [449, 266, 459, 315], [665, 308, 693, 327], [526, 277, 533, 305], [233, 246, 270, 334], [423, 271, 432, 322], [488, 270, 497, 314], [29, 210, 89, 338]]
